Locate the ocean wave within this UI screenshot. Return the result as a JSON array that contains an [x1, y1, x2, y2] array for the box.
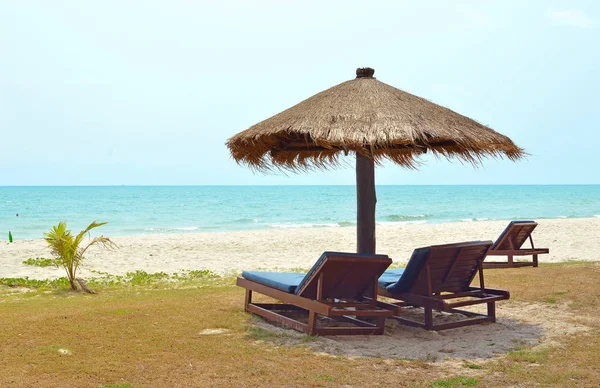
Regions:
[[144, 226, 199, 232], [386, 214, 430, 221], [460, 218, 489, 222], [595, 215, 600, 218], [269, 222, 341, 229], [538, 215, 581, 220], [377, 220, 427, 226], [231, 218, 261, 224], [144, 228, 166, 232]]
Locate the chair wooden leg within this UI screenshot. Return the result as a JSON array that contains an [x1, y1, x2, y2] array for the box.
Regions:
[[424, 307, 433, 330], [533, 254, 538, 267], [244, 290, 252, 312], [376, 316, 386, 335], [307, 311, 317, 335], [507, 254, 513, 266], [487, 302, 496, 323]]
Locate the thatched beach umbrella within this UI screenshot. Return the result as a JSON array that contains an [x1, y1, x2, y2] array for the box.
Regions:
[[227, 68, 524, 254]]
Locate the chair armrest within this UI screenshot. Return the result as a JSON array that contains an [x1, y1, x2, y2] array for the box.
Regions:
[[488, 249, 549, 256]]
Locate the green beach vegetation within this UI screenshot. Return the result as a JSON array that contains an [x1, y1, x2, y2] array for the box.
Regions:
[[22, 257, 55, 267], [0, 262, 599, 386], [0, 269, 218, 290], [43, 221, 116, 291]]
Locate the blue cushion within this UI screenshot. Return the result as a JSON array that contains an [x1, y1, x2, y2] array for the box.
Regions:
[[492, 220, 535, 249], [386, 247, 431, 294], [242, 271, 306, 293], [378, 268, 405, 288], [295, 251, 390, 295]]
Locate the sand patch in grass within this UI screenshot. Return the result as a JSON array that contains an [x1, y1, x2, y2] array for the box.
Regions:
[[249, 301, 590, 362], [199, 328, 231, 335]]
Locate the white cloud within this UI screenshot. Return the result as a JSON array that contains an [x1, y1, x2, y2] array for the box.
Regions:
[[547, 9, 595, 29]]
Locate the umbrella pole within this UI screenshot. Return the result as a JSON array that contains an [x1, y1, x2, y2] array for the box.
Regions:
[[356, 153, 376, 254]]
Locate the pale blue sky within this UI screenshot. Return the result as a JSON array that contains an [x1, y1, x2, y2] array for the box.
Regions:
[[1, 1, 598, 185]]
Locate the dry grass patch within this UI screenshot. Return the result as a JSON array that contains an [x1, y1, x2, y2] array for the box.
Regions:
[[482, 262, 600, 323], [0, 283, 434, 387], [0, 263, 599, 387]]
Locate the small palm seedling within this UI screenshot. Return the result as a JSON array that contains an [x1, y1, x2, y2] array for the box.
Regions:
[[44, 221, 117, 291]]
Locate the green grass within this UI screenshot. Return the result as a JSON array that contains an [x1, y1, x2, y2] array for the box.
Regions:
[[22, 257, 55, 267], [312, 374, 335, 382], [246, 325, 293, 341], [109, 308, 130, 315], [545, 291, 569, 304], [0, 269, 219, 293], [388, 262, 407, 269], [462, 363, 483, 370], [0, 276, 70, 289], [126, 270, 171, 285], [431, 376, 479, 387], [423, 353, 439, 362], [172, 269, 218, 279], [543, 260, 600, 266], [508, 346, 550, 364], [245, 323, 318, 344]]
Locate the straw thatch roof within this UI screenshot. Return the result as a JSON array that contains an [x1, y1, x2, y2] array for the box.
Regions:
[[227, 68, 524, 171]]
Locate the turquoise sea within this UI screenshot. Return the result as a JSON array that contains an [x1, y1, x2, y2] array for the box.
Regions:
[[1, 185, 599, 240]]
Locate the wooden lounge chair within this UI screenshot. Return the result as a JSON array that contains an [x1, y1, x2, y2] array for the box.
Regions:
[[378, 241, 509, 331], [236, 252, 394, 335], [483, 221, 549, 269]]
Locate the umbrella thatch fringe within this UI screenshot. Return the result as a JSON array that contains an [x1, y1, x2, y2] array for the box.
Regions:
[[227, 74, 525, 172], [229, 141, 523, 173]]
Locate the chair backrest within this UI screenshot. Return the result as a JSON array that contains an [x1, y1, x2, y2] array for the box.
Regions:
[[386, 241, 492, 295], [295, 251, 392, 299], [492, 221, 537, 250]]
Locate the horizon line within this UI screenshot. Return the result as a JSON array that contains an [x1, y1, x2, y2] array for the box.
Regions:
[[1, 183, 600, 188]]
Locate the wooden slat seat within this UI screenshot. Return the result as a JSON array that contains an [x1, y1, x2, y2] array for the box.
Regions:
[[237, 251, 394, 336], [378, 241, 510, 331], [483, 221, 549, 269]]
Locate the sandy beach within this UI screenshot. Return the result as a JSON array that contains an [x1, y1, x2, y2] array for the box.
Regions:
[[2, 218, 599, 280]]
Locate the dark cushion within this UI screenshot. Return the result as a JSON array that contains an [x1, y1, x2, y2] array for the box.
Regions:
[[492, 220, 535, 249], [386, 247, 431, 294], [378, 268, 405, 288], [295, 251, 390, 295], [241, 271, 306, 293]]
